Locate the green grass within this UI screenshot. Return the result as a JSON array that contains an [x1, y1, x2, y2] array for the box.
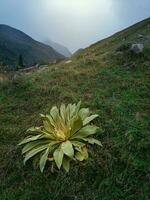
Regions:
[[0, 62, 149, 200], [0, 18, 150, 200]]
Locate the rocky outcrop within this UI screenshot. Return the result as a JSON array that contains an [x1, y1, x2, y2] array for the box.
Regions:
[[131, 44, 144, 54]]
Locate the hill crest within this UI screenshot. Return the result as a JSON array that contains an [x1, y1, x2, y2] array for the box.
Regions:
[[0, 24, 65, 68]]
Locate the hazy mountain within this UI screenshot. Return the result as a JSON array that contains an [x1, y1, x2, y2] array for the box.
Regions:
[[0, 25, 64, 67], [44, 40, 72, 58], [73, 48, 84, 56]]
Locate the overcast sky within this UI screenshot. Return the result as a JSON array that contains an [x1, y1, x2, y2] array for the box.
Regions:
[[0, 0, 150, 52]]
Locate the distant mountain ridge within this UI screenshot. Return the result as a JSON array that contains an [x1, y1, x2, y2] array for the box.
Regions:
[[44, 40, 72, 58], [0, 25, 64, 67], [73, 48, 84, 56]]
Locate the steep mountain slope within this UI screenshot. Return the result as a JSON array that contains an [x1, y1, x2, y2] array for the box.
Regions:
[[75, 18, 150, 67], [0, 18, 150, 200], [0, 25, 64, 67], [44, 40, 72, 58]]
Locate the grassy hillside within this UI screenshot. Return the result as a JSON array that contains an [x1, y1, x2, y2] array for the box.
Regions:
[[76, 18, 150, 67], [0, 25, 64, 68], [0, 19, 150, 200]]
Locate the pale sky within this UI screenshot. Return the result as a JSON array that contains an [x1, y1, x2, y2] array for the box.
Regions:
[[0, 0, 150, 52]]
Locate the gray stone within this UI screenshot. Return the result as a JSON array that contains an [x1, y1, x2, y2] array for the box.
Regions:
[[145, 35, 150, 40], [131, 44, 144, 54]]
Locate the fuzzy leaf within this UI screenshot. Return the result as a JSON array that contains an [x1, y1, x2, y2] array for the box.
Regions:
[[83, 114, 99, 125], [63, 157, 70, 172], [61, 141, 74, 158], [82, 147, 88, 160], [75, 152, 84, 161], [79, 108, 90, 120], [43, 120, 54, 133], [45, 114, 55, 127], [50, 106, 59, 122], [75, 147, 88, 161], [60, 104, 66, 122], [75, 101, 81, 114], [71, 116, 83, 135], [40, 147, 50, 173], [71, 125, 99, 139], [23, 145, 48, 164], [71, 141, 85, 148], [22, 140, 50, 154], [18, 134, 43, 146], [53, 148, 64, 169], [84, 138, 102, 146], [40, 130, 56, 140], [67, 103, 76, 119]]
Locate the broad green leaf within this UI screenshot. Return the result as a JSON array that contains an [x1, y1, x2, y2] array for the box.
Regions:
[[84, 138, 102, 146], [83, 114, 99, 126], [66, 103, 74, 122], [18, 134, 43, 145], [75, 152, 84, 161], [63, 157, 70, 172], [22, 140, 59, 154], [60, 104, 66, 122], [50, 106, 59, 122], [40, 147, 50, 173], [75, 101, 81, 114], [40, 114, 55, 130], [70, 116, 83, 135], [61, 141, 74, 158], [45, 114, 55, 127], [75, 101, 81, 115], [43, 120, 54, 133], [75, 147, 88, 161], [53, 147, 64, 169], [50, 107, 65, 130], [41, 114, 55, 128], [23, 145, 48, 164], [82, 147, 88, 160], [22, 140, 50, 154], [71, 141, 85, 148], [56, 115, 67, 131], [71, 125, 99, 139], [79, 108, 90, 120], [69, 103, 76, 119], [40, 130, 56, 139]]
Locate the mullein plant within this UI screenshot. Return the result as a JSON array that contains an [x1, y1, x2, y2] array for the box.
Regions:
[[18, 102, 102, 173]]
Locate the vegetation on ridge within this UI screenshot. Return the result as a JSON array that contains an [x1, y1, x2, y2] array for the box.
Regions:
[[0, 18, 150, 200]]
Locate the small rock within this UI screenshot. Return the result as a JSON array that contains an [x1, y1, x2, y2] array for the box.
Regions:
[[145, 35, 150, 40], [65, 60, 72, 64], [131, 43, 144, 54]]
